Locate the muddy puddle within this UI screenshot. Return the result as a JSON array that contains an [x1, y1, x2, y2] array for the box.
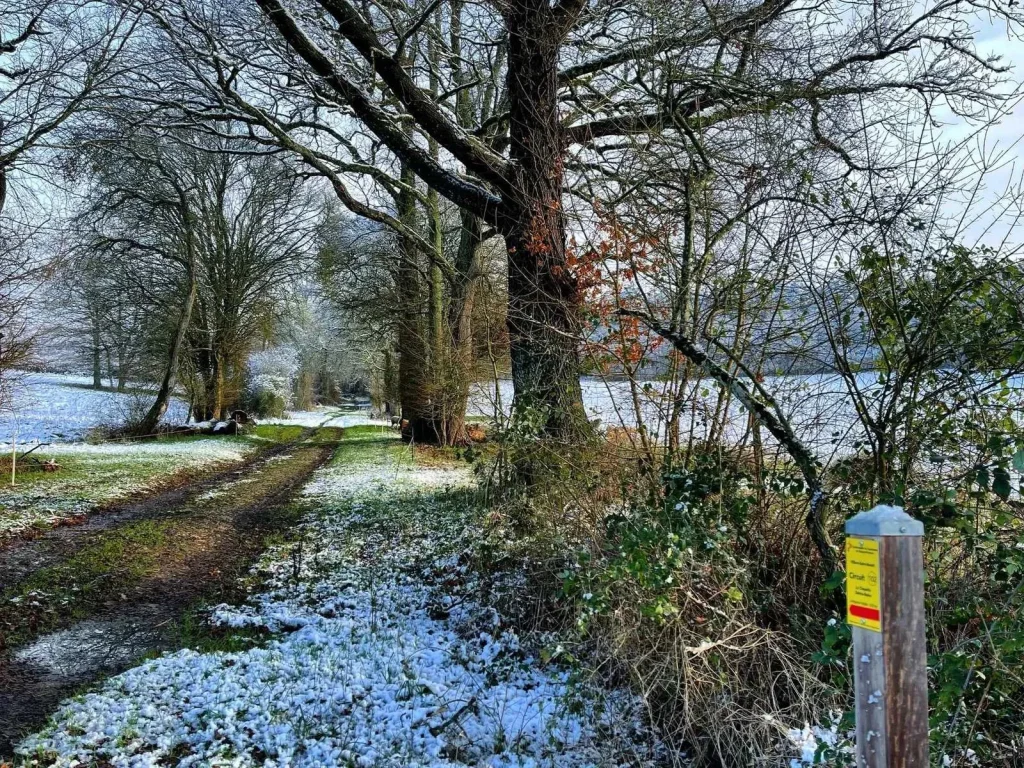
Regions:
[[16, 614, 166, 679], [0, 607, 176, 757]]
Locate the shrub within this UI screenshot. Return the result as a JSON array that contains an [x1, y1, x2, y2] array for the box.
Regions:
[[241, 375, 289, 418], [554, 447, 838, 766], [469, 401, 1024, 768]]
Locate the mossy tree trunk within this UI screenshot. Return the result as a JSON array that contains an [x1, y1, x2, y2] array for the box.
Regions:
[[396, 162, 439, 444], [499, 1, 588, 441], [138, 272, 197, 435]]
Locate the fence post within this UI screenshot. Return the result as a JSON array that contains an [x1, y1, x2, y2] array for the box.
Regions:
[[846, 505, 928, 768]]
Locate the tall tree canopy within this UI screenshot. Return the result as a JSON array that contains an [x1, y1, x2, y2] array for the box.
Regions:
[[125, 0, 1020, 441]]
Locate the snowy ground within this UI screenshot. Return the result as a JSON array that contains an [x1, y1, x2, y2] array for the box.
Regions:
[[0, 371, 386, 445], [258, 399, 389, 430], [18, 433, 661, 767], [0, 372, 187, 446], [468, 374, 1024, 462], [0, 438, 254, 539]]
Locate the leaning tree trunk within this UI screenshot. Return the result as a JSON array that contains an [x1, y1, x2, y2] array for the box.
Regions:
[[137, 276, 197, 436], [500, 2, 588, 441], [622, 309, 838, 576]]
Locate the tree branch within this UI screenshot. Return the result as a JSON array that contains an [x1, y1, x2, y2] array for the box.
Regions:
[[0, 14, 42, 54], [254, 0, 502, 220], [618, 308, 837, 574], [315, 0, 510, 187]]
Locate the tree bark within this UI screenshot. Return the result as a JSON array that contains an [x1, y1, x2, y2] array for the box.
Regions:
[[437, 209, 486, 444], [116, 346, 127, 392], [206, 351, 225, 421], [396, 163, 438, 444], [91, 316, 102, 389], [499, 1, 588, 441], [138, 275, 197, 435]]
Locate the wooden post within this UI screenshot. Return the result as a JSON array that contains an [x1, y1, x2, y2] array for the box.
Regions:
[[846, 505, 928, 768]]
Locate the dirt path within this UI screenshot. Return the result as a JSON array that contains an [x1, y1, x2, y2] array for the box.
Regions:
[[0, 436, 303, 590], [0, 428, 342, 758]]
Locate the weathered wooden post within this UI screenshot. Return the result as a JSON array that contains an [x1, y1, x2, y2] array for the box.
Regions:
[[846, 505, 928, 767]]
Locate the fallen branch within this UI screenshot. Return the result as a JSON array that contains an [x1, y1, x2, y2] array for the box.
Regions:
[[429, 696, 478, 737], [16, 442, 50, 462], [618, 309, 837, 575]]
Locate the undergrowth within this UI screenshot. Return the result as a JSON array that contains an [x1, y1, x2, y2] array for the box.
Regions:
[[467, 425, 1024, 767]]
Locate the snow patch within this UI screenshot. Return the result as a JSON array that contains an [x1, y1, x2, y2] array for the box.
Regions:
[[0, 372, 187, 445], [19, 440, 659, 767]]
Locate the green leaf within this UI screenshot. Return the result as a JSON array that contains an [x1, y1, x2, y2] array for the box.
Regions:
[[1012, 448, 1024, 473], [993, 467, 1012, 501]]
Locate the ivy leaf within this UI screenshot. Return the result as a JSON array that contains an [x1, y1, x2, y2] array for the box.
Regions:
[[1012, 448, 1024, 473], [993, 467, 1012, 501]]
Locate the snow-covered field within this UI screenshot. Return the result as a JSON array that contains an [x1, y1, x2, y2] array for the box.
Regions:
[[0, 372, 187, 446], [468, 374, 869, 458], [18, 435, 661, 767], [469, 373, 1024, 461]]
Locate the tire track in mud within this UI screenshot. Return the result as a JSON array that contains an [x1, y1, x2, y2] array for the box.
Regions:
[[0, 427, 343, 759], [0, 434, 308, 590]]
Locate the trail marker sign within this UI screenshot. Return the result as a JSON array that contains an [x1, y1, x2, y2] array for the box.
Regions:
[[845, 506, 928, 768], [847, 537, 882, 632]]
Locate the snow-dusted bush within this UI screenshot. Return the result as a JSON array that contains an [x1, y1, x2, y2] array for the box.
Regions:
[[243, 348, 298, 417]]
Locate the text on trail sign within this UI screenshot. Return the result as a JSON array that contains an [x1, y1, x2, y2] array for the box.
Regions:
[[847, 537, 882, 632]]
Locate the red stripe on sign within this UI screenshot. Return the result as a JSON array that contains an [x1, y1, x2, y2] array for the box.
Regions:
[[850, 604, 880, 622]]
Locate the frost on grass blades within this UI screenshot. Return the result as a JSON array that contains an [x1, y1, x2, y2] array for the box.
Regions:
[[18, 437, 660, 767], [0, 439, 252, 539]]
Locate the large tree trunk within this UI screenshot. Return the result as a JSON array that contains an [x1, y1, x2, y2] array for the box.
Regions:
[[441, 209, 485, 444], [424, 168, 458, 444], [396, 163, 439, 444], [500, 2, 588, 440], [137, 276, 197, 435], [206, 351, 225, 421], [396, 258, 436, 442]]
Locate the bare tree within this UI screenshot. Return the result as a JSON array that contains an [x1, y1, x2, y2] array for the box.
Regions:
[[115, 0, 502, 442], [1, 1, 136, 216], [185, 153, 319, 420], [71, 123, 319, 429], [71, 128, 212, 433], [52, 244, 150, 390], [121, 0, 1022, 447]]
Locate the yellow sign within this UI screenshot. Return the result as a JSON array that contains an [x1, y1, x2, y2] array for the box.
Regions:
[[847, 537, 882, 632]]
